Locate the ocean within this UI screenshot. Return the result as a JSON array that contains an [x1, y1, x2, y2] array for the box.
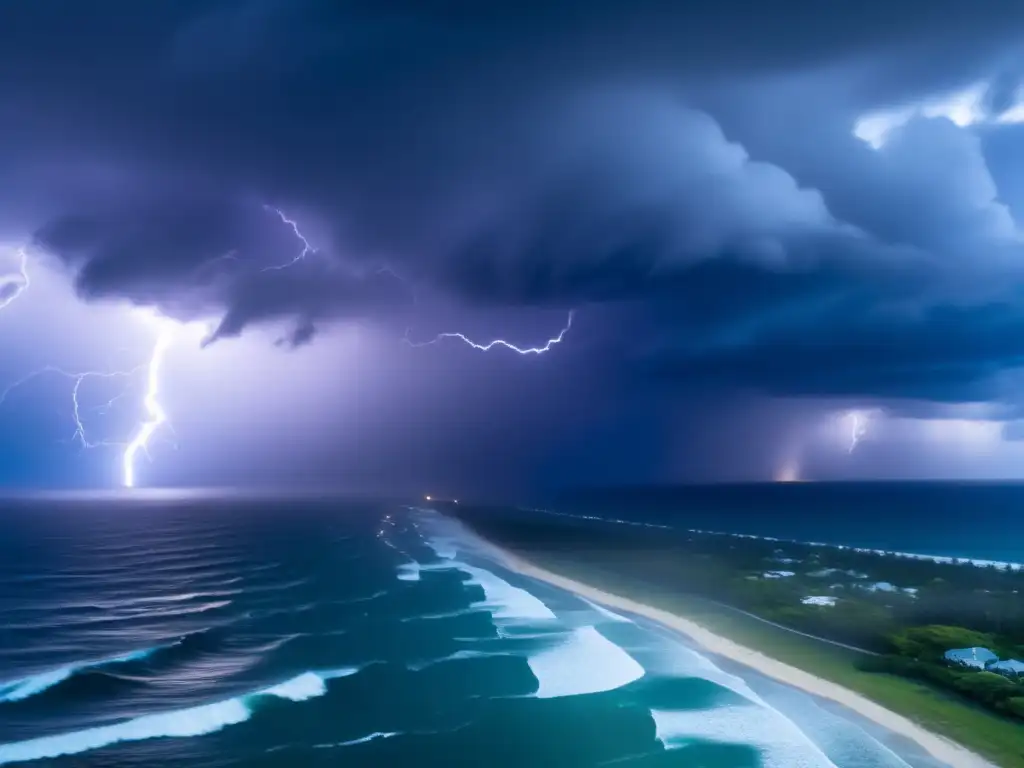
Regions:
[[0, 492, 958, 767], [559, 481, 1024, 565]]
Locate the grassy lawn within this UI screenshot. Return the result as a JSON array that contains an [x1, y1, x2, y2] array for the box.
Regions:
[[519, 548, 1024, 768]]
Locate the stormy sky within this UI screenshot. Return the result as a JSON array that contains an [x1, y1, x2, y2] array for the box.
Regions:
[[4, 1, 1024, 495]]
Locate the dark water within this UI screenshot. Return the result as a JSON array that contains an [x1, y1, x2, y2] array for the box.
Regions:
[[0, 495, 940, 767], [559, 482, 1024, 564]]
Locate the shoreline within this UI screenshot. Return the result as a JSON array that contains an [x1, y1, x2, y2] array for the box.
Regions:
[[477, 538, 996, 768], [523, 507, 1023, 570]]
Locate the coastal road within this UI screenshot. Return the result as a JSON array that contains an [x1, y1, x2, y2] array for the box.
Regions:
[[699, 597, 882, 657]]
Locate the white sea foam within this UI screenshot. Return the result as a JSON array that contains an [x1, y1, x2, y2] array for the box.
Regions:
[[0, 700, 250, 765], [528, 626, 644, 698], [0, 668, 74, 704], [258, 672, 328, 701], [759, 687, 915, 768], [636, 631, 766, 707], [396, 562, 421, 581], [0, 646, 157, 703], [651, 705, 839, 768], [456, 562, 557, 621], [581, 597, 633, 623], [315, 731, 400, 748], [404, 512, 557, 623], [425, 536, 457, 560], [0, 667, 361, 765]]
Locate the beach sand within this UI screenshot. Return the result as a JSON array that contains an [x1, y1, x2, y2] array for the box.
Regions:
[[484, 541, 997, 768]]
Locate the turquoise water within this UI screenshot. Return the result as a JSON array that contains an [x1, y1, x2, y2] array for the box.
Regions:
[[0, 497, 941, 766]]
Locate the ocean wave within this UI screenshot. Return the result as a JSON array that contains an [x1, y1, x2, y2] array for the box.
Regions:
[[407, 649, 506, 671], [0, 667, 363, 765], [4, 599, 234, 632], [314, 731, 400, 748], [424, 536, 457, 560], [651, 705, 839, 768], [0, 648, 155, 704], [2, 588, 244, 616], [454, 562, 557, 622], [528, 626, 644, 698], [395, 541, 556, 624], [0, 628, 220, 705], [396, 562, 421, 581], [397, 608, 482, 623], [580, 597, 633, 624]]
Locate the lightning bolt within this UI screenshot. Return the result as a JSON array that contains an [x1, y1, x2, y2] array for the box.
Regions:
[[0, 206, 313, 489], [403, 310, 574, 354], [259, 208, 566, 356], [0, 365, 144, 449], [262, 205, 315, 272], [122, 325, 175, 488], [260, 207, 413, 301], [0, 316, 181, 487], [845, 410, 868, 453], [0, 247, 30, 310]]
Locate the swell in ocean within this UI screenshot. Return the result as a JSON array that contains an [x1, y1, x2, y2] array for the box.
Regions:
[[0, 498, 939, 767]]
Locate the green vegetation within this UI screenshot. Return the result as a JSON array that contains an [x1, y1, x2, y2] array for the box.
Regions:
[[862, 626, 1024, 721], [446, 507, 1024, 767]]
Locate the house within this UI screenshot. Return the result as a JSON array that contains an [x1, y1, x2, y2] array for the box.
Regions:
[[763, 570, 796, 579], [989, 659, 1024, 678], [944, 647, 999, 670], [864, 581, 898, 592], [801, 596, 837, 607]]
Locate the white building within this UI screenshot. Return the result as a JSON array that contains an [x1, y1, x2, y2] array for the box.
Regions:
[[989, 659, 1024, 678], [864, 581, 898, 592], [801, 596, 837, 607], [944, 647, 998, 670]]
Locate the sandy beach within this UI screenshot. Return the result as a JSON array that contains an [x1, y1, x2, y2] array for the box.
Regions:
[[483, 541, 997, 768]]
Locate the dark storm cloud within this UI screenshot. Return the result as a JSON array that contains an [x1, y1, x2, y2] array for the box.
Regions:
[[5, 0, 1024, 405], [30, 185, 407, 339], [650, 301, 1024, 403]]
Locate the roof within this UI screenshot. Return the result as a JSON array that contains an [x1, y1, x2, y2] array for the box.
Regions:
[[865, 581, 897, 592], [801, 596, 836, 607], [944, 647, 998, 668], [989, 659, 1024, 674]]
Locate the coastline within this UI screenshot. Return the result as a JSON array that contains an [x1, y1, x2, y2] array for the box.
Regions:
[[478, 538, 997, 768]]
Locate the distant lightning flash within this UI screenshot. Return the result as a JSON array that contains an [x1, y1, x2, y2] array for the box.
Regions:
[[404, 310, 575, 354], [845, 410, 869, 453]]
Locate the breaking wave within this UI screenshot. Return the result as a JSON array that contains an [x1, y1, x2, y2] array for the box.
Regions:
[[0, 667, 362, 765], [528, 626, 644, 698], [0, 628, 220, 704]]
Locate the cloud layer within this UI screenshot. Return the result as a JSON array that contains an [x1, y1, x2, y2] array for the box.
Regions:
[[6, 0, 1024, 415]]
